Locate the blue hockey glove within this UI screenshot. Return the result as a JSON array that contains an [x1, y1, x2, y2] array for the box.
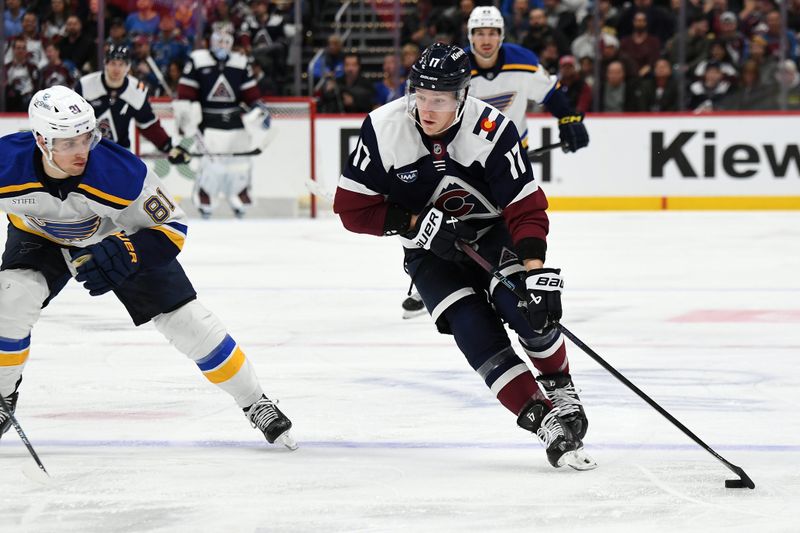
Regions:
[[525, 268, 563, 331], [408, 205, 477, 261], [73, 233, 140, 296], [558, 114, 589, 153]]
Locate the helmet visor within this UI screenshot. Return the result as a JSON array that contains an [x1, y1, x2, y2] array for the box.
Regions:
[[50, 129, 102, 155], [407, 87, 462, 113]]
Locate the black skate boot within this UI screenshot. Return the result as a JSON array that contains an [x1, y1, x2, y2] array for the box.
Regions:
[[537, 373, 588, 440], [244, 395, 297, 450], [0, 390, 19, 442], [402, 292, 426, 319], [517, 399, 596, 470]]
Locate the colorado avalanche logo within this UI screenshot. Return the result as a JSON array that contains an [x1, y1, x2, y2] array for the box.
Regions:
[[432, 176, 500, 220]]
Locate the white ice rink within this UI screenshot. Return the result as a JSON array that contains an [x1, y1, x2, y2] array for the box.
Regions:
[[1, 211, 798, 532]]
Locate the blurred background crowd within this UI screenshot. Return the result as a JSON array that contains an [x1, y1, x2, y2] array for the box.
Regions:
[[3, 0, 800, 113]]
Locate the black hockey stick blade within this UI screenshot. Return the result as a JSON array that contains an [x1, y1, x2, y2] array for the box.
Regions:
[[459, 243, 756, 490], [0, 394, 49, 477], [528, 142, 563, 159], [138, 149, 261, 159]]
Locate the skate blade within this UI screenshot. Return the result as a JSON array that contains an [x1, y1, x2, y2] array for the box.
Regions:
[[276, 431, 298, 451], [560, 448, 597, 471], [402, 309, 427, 320]]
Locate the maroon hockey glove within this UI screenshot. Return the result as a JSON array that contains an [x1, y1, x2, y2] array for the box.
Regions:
[[525, 268, 563, 331], [408, 205, 477, 261]]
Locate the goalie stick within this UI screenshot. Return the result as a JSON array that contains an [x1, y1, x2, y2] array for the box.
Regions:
[[0, 393, 49, 478], [458, 243, 755, 490]]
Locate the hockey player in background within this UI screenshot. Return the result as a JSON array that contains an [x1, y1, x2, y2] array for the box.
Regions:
[[0, 86, 295, 450], [75, 44, 191, 166], [176, 30, 272, 219], [334, 43, 594, 470], [402, 6, 590, 318]]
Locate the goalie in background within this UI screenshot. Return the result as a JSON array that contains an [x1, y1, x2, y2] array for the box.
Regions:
[[0, 86, 296, 451], [75, 44, 191, 166], [175, 29, 273, 219]]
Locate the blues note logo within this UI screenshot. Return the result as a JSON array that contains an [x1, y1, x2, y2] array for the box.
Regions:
[[26, 215, 101, 242]]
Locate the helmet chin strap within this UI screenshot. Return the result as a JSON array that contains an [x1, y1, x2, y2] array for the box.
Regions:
[[36, 143, 71, 178]]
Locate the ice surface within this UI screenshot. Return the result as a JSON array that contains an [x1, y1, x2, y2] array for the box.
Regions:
[[1, 212, 798, 532]]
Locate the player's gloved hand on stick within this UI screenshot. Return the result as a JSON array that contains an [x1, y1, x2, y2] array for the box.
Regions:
[[558, 113, 589, 153], [167, 144, 191, 165], [72, 233, 140, 296], [524, 268, 563, 331], [408, 205, 477, 261]]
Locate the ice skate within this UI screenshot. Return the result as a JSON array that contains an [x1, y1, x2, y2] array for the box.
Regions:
[[402, 292, 426, 319], [0, 390, 19, 442], [517, 399, 596, 471], [537, 373, 588, 440], [244, 395, 297, 450]]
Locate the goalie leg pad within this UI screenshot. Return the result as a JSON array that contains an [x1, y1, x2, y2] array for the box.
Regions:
[[0, 270, 48, 396], [152, 300, 263, 407]]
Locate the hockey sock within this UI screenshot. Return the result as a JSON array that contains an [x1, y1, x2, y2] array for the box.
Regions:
[[0, 335, 29, 397], [193, 334, 263, 408], [519, 329, 570, 375]]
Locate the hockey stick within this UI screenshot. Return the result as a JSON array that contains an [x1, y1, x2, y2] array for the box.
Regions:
[[0, 393, 50, 478], [528, 142, 563, 160], [139, 148, 261, 159], [459, 243, 756, 490]]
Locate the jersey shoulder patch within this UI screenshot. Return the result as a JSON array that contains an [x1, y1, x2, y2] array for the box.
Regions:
[[502, 44, 541, 70], [468, 101, 507, 142], [119, 75, 149, 109], [189, 49, 215, 69], [79, 140, 148, 208], [77, 72, 107, 101], [0, 133, 39, 194]]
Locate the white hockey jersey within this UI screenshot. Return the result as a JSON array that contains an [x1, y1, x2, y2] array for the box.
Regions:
[[466, 43, 558, 146]]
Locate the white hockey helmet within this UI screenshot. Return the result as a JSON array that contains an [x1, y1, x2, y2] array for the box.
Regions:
[[210, 30, 234, 61], [468, 6, 505, 48], [29, 85, 99, 151]]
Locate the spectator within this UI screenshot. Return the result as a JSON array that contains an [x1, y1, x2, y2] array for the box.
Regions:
[[151, 16, 190, 76], [579, 55, 595, 86], [4, 37, 39, 111], [401, 0, 439, 49], [720, 59, 777, 109], [58, 15, 94, 74], [666, 14, 710, 75], [599, 60, 646, 111], [571, 14, 600, 60], [788, 0, 800, 33], [600, 32, 638, 82], [125, 0, 160, 38], [706, 0, 731, 35], [740, 0, 772, 37], [538, 40, 560, 74], [619, 11, 661, 78], [374, 54, 405, 106], [689, 62, 733, 111], [240, 0, 291, 84], [400, 43, 420, 77], [207, 0, 240, 34], [505, 0, 534, 43], [522, 8, 569, 55], [556, 55, 592, 113], [760, 10, 799, 62], [641, 58, 681, 111], [616, 0, 674, 43], [106, 18, 132, 50], [694, 40, 739, 83], [717, 11, 747, 65], [39, 42, 76, 89], [499, 0, 544, 19], [319, 53, 374, 113], [165, 59, 184, 97], [4, 0, 25, 38], [131, 35, 161, 93], [174, 0, 199, 43], [746, 35, 778, 86], [543, 0, 578, 43], [41, 0, 69, 43], [438, 0, 475, 47], [774, 59, 800, 108], [5, 12, 47, 70], [311, 34, 345, 83]]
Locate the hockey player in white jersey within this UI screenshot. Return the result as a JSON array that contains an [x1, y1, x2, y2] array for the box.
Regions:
[[0, 86, 296, 450], [402, 6, 590, 318], [334, 43, 594, 470], [176, 30, 272, 218]]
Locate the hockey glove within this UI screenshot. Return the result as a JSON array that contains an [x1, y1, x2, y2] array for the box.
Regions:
[[408, 205, 477, 261], [73, 233, 140, 296], [167, 145, 191, 165], [525, 268, 564, 331], [558, 114, 589, 153]]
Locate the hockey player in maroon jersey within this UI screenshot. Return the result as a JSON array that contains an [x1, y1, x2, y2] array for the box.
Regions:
[[175, 29, 272, 218], [75, 44, 191, 165], [333, 43, 595, 470]]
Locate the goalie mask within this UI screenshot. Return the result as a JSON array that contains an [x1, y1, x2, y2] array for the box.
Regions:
[[406, 43, 471, 135], [210, 30, 234, 61]]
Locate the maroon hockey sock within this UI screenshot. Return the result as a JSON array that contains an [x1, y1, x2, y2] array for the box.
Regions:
[[496, 372, 550, 415], [529, 341, 570, 375]]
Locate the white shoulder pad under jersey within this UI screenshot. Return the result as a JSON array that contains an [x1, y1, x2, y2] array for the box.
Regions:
[[118, 75, 149, 110], [77, 71, 106, 101], [188, 49, 215, 69], [468, 43, 557, 142]]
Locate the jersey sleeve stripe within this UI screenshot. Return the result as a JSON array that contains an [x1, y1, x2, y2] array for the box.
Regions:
[[149, 225, 186, 251], [338, 175, 382, 196], [0, 182, 44, 197], [76, 184, 134, 208], [137, 117, 158, 129], [240, 79, 257, 90], [178, 77, 199, 88]]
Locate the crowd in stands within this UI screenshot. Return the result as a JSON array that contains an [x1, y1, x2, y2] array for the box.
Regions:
[[5, 0, 800, 113]]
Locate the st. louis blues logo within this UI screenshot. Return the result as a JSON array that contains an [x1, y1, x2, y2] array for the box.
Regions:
[[26, 215, 102, 242], [431, 176, 500, 219]]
